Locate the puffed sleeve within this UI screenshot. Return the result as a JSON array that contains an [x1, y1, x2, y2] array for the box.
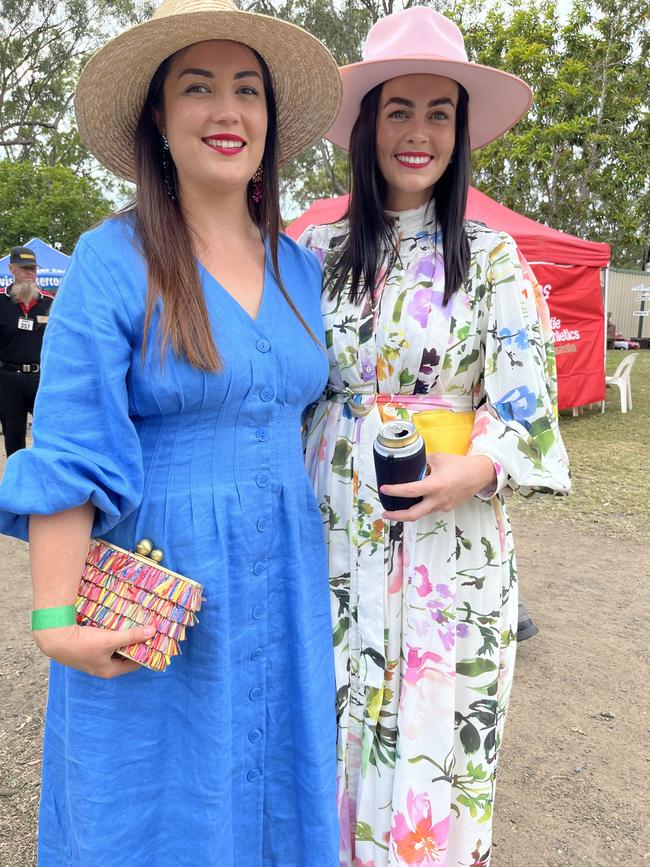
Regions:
[[0, 233, 144, 540], [468, 233, 571, 498]]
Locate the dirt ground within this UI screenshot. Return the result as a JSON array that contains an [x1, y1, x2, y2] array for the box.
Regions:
[[0, 477, 648, 865]]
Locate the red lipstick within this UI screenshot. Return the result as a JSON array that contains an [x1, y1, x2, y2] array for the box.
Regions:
[[394, 151, 433, 169], [203, 133, 246, 156]]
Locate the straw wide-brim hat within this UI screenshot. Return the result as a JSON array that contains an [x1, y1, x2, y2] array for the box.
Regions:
[[326, 7, 532, 151], [75, 0, 342, 181]]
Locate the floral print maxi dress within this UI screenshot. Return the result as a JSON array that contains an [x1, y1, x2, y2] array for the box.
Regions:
[[300, 204, 570, 867]]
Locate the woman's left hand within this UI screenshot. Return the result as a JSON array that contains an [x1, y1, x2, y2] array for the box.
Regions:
[[381, 453, 497, 522]]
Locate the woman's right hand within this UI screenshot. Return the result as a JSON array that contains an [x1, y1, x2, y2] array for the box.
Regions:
[[33, 622, 156, 678]]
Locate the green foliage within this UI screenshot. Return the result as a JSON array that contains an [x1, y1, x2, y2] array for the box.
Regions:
[[0, 160, 111, 253], [0, 0, 154, 167], [467, 0, 650, 268]]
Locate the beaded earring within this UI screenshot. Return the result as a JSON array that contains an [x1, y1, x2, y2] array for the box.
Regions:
[[161, 134, 177, 202], [251, 164, 263, 204]]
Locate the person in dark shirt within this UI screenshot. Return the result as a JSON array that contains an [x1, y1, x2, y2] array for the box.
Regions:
[[0, 246, 52, 456]]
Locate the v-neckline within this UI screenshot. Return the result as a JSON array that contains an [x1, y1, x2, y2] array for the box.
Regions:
[[199, 238, 269, 324]]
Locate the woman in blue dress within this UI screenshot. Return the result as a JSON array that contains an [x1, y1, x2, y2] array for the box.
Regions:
[[0, 1, 342, 864]]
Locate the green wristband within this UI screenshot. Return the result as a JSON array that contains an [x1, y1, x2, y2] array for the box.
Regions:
[[31, 605, 77, 631]]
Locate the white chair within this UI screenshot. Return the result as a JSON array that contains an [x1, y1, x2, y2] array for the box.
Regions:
[[602, 353, 638, 413]]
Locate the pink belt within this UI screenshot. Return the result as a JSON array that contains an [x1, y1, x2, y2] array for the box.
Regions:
[[325, 386, 474, 416]]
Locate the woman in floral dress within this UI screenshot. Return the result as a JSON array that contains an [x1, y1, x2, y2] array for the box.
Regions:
[[300, 8, 570, 866]]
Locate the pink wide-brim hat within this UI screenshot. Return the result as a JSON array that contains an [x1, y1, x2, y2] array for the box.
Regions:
[[326, 7, 533, 151]]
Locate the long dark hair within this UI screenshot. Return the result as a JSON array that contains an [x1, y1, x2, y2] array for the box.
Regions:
[[326, 81, 471, 307], [132, 47, 317, 371]]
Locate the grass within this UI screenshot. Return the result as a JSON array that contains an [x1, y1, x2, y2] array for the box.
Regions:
[[508, 350, 650, 543]]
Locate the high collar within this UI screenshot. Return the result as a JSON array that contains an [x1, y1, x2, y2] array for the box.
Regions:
[[385, 201, 437, 237]]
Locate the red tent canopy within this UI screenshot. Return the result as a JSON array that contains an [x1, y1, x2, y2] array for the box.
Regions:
[[285, 189, 611, 410], [285, 188, 610, 266], [467, 188, 610, 266]]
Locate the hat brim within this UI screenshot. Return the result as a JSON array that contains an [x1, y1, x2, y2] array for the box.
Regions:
[[326, 57, 532, 151], [75, 11, 342, 181]]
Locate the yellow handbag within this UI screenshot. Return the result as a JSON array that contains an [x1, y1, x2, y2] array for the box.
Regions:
[[412, 410, 475, 456]]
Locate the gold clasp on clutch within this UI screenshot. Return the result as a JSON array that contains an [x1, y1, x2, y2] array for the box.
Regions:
[[135, 538, 164, 564]]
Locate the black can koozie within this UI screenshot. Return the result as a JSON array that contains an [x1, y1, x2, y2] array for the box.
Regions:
[[373, 420, 427, 512]]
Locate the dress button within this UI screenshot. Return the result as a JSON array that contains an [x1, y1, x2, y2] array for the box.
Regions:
[[260, 387, 274, 402], [256, 518, 268, 532], [248, 728, 262, 743], [253, 560, 265, 575], [247, 769, 260, 782], [256, 427, 269, 442], [250, 647, 264, 661], [256, 472, 269, 488], [252, 605, 265, 620], [249, 687, 263, 701], [256, 339, 271, 353]]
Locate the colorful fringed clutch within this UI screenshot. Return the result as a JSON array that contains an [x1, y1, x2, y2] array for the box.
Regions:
[[76, 538, 204, 672]]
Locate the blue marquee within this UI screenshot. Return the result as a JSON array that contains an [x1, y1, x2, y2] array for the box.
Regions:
[[0, 237, 71, 294]]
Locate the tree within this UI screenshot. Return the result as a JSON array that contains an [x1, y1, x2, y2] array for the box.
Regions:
[[0, 0, 154, 169], [0, 160, 111, 253], [466, 0, 650, 268]]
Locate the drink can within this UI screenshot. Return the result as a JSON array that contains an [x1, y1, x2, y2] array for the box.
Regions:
[[373, 420, 427, 512]]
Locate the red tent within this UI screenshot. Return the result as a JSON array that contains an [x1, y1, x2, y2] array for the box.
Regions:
[[285, 189, 611, 410]]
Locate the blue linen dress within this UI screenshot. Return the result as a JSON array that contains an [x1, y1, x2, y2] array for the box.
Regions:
[[0, 215, 338, 867]]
